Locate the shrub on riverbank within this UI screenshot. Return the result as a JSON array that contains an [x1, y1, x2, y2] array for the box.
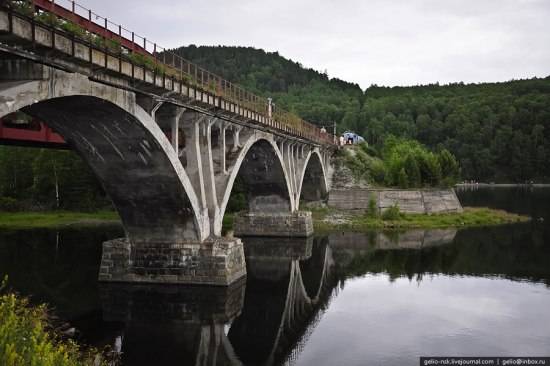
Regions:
[[381, 204, 401, 221], [0, 279, 111, 366]]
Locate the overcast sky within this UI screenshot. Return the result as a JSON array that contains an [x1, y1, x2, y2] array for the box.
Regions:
[[83, 0, 550, 89]]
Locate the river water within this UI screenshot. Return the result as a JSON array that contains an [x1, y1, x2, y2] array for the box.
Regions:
[[1, 187, 549, 365]]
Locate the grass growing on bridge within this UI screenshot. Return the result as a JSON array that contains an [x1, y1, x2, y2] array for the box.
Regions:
[[0, 279, 113, 366], [311, 207, 530, 233], [0, 211, 120, 229]]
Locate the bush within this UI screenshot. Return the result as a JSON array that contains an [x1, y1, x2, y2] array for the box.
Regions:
[[381, 203, 401, 220], [381, 136, 448, 188], [397, 168, 408, 188], [60, 21, 86, 39], [358, 142, 378, 157], [438, 149, 460, 186], [0, 278, 113, 365], [366, 194, 379, 218], [35, 12, 61, 28], [0, 197, 19, 212], [105, 38, 122, 53], [369, 159, 387, 185], [9, 0, 35, 16], [126, 52, 165, 74], [404, 154, 421, 187]]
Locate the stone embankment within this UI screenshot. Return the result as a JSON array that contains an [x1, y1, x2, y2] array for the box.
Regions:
[[328, 188, 463, 214]]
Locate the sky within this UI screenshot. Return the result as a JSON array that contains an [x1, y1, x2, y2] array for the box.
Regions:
[[80, 0, 550, 89]]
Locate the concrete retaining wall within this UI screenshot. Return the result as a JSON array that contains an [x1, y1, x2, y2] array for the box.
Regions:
[[328, 188, 463, 214]]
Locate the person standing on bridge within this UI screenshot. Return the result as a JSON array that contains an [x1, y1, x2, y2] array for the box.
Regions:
[[267, 97, 276, 121]]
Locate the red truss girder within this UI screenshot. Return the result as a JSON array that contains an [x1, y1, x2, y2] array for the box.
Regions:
[[0, 117, 67, 148]]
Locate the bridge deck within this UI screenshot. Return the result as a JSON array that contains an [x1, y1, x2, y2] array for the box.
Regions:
[[0, 2, 335, 147]]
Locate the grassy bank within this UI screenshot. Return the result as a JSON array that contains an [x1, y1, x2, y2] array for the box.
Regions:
[[0, 280, 113, 365], [311, 207, 530, 233], [0, 206, 530, 232], [223, 207, 530, 235], [0, 211, 120, 229]]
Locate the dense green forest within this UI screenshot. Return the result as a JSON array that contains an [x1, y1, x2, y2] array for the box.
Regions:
[[175, 45, 550, 182], [0, 147, 110, 211]]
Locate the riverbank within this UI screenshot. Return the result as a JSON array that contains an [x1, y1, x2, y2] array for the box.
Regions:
[[0, 211, 120, 229], [220, 206, 530, 235], [0, 280, 112, 365], [311, 207, 530, 233], [0, 206, 530, 232]]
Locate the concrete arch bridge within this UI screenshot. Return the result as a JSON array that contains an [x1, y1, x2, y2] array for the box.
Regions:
[[0, 3, 335, 285]]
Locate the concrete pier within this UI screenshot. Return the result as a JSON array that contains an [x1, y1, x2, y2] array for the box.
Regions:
[[99, 238, 246, 286]]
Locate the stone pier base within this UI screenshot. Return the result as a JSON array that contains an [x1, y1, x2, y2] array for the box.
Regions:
[[98, 237, 246, 286], [234, 211, 314, 237]]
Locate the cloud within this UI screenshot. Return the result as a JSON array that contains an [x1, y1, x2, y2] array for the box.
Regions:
[[83, 0, 550, 88]]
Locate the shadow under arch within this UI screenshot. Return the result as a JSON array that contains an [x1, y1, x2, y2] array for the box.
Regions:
[[19, 95, 204, 243], [220, 137, 294, 220], [297, 149, 328, 206]]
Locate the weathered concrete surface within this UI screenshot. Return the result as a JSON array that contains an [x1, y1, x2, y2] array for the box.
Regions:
[[327, 188, 374, 210], [234, 211, 314, 237], [378, 190, 425, 213], [328, 188, 463, 214], [422, 190, 463, 213], [98, 238, 246, 286], [0, 68, 207, 242]]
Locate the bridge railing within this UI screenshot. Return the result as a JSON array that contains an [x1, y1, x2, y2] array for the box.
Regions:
[[8, 0, 335, 146]]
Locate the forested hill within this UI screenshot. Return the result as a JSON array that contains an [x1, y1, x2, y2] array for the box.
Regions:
[[362, 78, 550, 182], [175, 45, 550, 182], [173, 45, 364, 125]]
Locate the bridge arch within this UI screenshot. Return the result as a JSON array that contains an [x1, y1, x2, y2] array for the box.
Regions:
[[219, 135, 295, 227], [0, 71, 207, 242], [296, 149, 329, 208]]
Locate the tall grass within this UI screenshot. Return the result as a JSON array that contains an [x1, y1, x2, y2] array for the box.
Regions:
[[0, 211, 119, 229], [0, 278, 113, 366]]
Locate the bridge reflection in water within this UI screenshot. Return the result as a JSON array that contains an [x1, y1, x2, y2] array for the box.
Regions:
[[99, 237, 338, 366], [10, 223, 550, 364]]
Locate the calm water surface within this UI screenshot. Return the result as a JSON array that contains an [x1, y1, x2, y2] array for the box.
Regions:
[[1, 187, 549, 365]]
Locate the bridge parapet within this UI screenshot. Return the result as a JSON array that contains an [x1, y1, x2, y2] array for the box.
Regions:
[[0, 2, 335, 146]]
